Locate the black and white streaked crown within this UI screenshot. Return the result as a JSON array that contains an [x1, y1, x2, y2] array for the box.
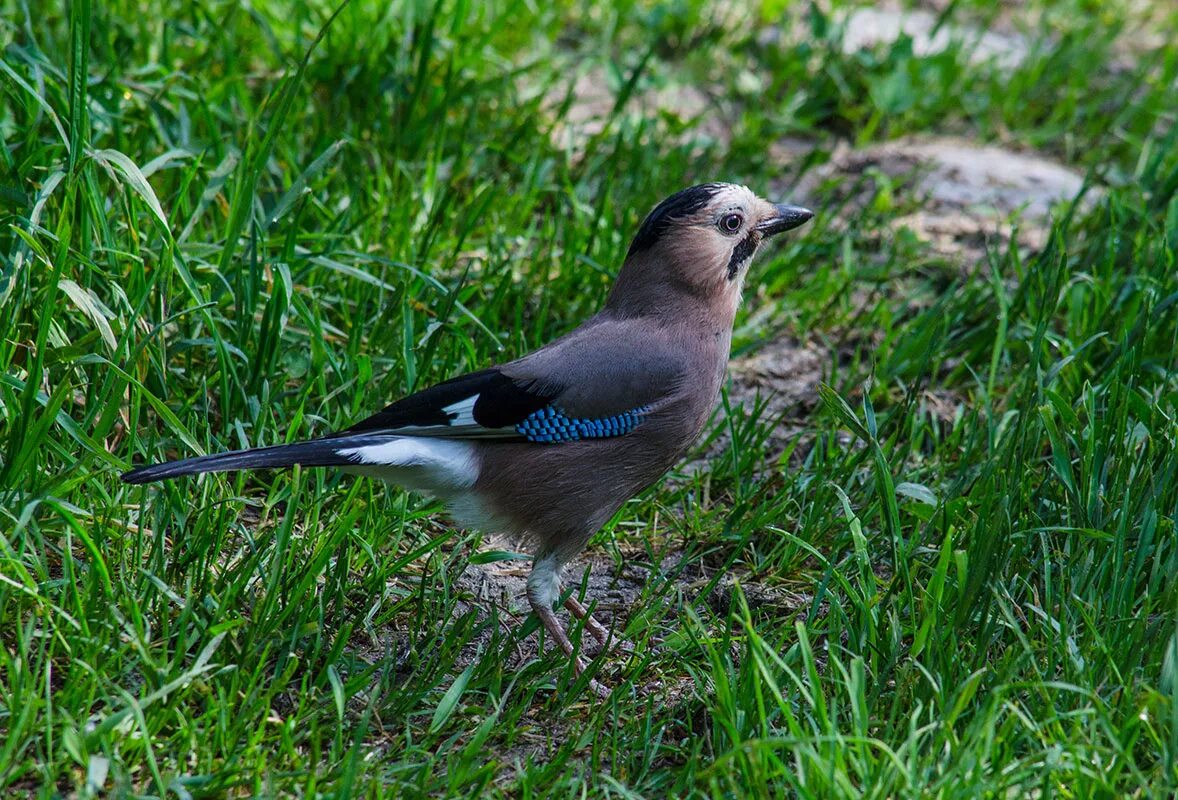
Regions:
[[627, 183, 726, 256]]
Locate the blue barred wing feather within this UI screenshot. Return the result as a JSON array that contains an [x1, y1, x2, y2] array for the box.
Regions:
[[336, 367, 651, 443]]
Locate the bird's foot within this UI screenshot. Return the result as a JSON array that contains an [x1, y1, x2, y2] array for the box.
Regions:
[[576, 657, 611, 700], [564, 595, 634, 655], [533, 599, 611, 698]]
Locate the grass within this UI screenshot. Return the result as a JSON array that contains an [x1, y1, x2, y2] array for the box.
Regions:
[[2, 0, 1177, 796]]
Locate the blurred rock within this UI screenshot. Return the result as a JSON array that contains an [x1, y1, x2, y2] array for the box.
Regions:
[[793, 137, 1098, 265], [839, 6, 1031, 69], [547, 67, 729, 152]]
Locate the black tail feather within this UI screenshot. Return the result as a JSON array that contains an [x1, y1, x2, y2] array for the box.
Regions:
[[121, 436, 390, 484]]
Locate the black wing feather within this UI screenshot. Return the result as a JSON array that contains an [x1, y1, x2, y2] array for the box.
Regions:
[[471, 372, 555, 428], [337, 368, 557, 437]]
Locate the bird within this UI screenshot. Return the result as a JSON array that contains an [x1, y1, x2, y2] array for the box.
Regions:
[[122, 183, 814, 695]]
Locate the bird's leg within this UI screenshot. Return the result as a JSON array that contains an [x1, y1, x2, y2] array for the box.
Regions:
[[527, 554, 608, 698], [563, 594, 633, 653]]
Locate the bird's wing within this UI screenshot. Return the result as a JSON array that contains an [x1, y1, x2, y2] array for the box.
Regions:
[[335, 368, 559, 440], [337, 316, 689, 443]]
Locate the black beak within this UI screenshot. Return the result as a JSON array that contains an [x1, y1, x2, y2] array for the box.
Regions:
[[757, 204, 814, 237]]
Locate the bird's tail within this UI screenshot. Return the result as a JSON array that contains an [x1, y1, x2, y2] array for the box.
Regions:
[[121, 435, 390, 485]]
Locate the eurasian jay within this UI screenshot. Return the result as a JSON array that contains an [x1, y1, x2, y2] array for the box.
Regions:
[[123, 183, 814, 695]]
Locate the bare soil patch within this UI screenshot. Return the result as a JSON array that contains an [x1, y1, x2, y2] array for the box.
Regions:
[[418, 529, 814, 681], [724, 336, 829, 461], [729, 337, 828, 422]]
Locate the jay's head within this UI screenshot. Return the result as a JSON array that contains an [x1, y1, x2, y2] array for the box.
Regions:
[[610, 183, 812, 315]]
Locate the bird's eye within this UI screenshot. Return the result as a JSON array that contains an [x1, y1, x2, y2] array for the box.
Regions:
[[719, 213, 743, 234]]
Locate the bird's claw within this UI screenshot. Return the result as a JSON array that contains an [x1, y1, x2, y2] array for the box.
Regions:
[[572, 656, 611, 699], [533, 594, 623, 698]]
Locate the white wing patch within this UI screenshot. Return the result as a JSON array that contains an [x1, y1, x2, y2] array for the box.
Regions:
[[440, 395, 479, 427], [366, 392, 520, 438]]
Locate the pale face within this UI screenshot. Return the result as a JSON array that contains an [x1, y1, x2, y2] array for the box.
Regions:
[[624, 183, 813, 298], [668, 185, 777, 287], [607, 182, 810, 318]]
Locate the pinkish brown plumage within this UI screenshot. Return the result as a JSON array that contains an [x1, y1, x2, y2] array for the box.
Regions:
[[122, 183, 814, 696]]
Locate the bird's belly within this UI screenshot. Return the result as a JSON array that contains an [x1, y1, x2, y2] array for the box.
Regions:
[[471, 413, 705, 544]]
